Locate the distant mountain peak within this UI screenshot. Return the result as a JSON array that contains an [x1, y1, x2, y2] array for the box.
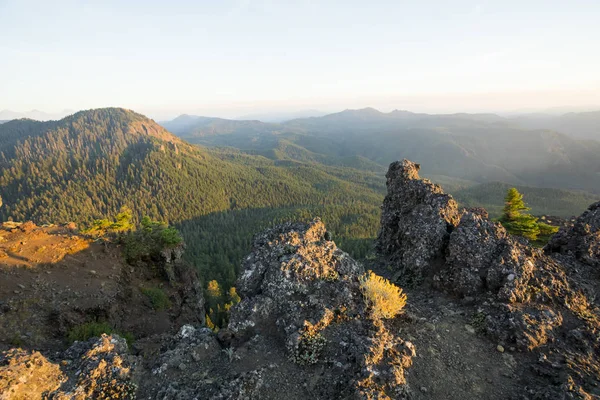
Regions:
[[341, 107, 382, 114]]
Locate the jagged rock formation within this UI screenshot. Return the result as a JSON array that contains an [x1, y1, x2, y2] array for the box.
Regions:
[[546, 201, 600, 268], [377, 160, 460, 282], [0, 348, 65, 399], [230, 220, 414, 398], [138, 219, 414, 399], [0, 334, 136, 399], [377, 159, 600, 398]]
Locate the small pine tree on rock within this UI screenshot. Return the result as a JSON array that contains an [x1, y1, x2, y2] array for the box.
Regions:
[[500, 188, 557, 242], [503, 188, 530, 220]]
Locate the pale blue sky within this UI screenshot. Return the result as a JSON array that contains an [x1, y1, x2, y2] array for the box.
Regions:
[[1, 0, 599, 119]]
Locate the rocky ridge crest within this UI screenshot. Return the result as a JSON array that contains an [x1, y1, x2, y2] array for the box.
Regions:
[[378, 159, 600, 398]]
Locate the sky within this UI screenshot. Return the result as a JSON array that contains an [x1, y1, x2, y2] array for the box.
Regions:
[[1, 0, 600, 120]]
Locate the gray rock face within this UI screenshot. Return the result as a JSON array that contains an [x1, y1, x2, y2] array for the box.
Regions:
[[546, 201, 600, 268], [136, 325, 223, 399], [441, 211, 543, 302], [136, 219, 415, 399], [442, 211, 513, 296], [228, 219, 414, 399], [377, 159, 460, 281], [378, 159, 600, 398], [0, 334, 137, 399], [231, 218, 364, 338]]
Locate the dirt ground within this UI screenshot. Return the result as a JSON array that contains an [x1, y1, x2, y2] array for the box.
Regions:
[[395, 289, 527, 400], [0, 222, 189, 353]]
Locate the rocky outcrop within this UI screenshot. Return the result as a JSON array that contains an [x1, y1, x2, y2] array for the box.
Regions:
[[378, 159, 600, 398], [138, 219, 415, 399], [0, 349, 65, 399], [229, 219, 414, 399], [546, 201, 600, 268], [440, 210, 547, 302], [231, 219, 364, 338], [377, 160, 460, 282], [229, 220, 414, 398], [0, 334, 136, 399]]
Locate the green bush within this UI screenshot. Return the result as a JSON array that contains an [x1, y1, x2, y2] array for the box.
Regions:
[[140, 286, 172, 311], [84, 209, 183, 263], [123, 217, 183, 262], [84, 206, 134, 237], [67, 321, 134, 346], [68, 321, 113, 342]]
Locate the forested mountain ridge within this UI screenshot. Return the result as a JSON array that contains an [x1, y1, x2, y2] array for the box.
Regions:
[[510, 110, 600, 141], [161, 114, 291, 139], [162, 108, 600, 194], [0, 108, 377, 222], [0, 108, 385, 287]]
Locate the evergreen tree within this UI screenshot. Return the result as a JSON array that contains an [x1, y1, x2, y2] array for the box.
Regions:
[[502, 188, 530, 220], [500, 188, 558, 242]]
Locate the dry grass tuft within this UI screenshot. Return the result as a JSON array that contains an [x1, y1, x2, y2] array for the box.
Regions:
[[359, 271, 407, 319]]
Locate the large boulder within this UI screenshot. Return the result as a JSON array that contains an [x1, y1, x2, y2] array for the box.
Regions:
[[231, 218, 364, 338], [377, 159, 460, 282], [546, 201, 600, 268], [0, 349, 66, 399], [228, 219, 415, 399], [441, 211, 541, 301]]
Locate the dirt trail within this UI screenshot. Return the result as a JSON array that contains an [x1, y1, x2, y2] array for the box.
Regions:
[[396, 289, 525, 400]]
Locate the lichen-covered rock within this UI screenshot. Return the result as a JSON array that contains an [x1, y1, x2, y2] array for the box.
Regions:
[[377, 159, 600, 398], [0, 349, 66, 399], [228, 219, 414, 399], [52, 334, 137, 399], [135, 325, 223, 399], [377, 159, 460, 282], [546, 201, 600, 268], [441, 211, 546, 302], [0, 334, 136, 400], [442, 212, 511, 295], [231, 218, 363, 338]]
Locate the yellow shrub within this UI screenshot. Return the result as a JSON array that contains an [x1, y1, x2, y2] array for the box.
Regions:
[[359, 271, 407, 319]]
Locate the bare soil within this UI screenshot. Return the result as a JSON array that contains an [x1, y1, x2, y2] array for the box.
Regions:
[[0, 222, 194, 353]]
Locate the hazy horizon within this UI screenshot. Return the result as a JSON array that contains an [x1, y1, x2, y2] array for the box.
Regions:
[[2, 0, 600, 120], [2, 101, 600, 123], [0, 101, 600, 123]]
